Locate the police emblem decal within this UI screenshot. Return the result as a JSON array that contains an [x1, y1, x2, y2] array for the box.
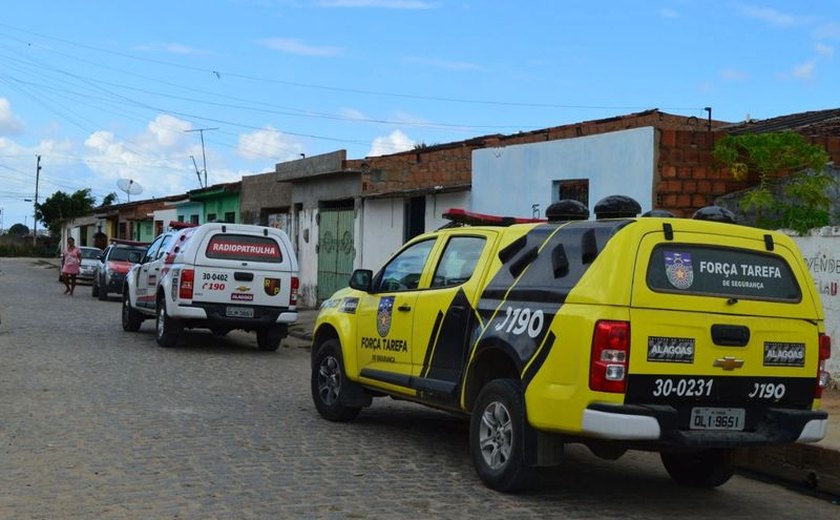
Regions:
[[264, 278, 281, 296], [377, 296, 395, 337], [664, 251, 694, 289]]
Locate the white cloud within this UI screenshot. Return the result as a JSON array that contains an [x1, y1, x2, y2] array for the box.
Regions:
[[720, 68, 749, 81], [791, 59, 817, 79], [134, 42, 205, 55], [339, 108, 367, 120], [403, 56, 480, 71], [816, 43, 834, 57], [258, 38, 342, 56], [735, 4, 810, 27], [146, 115, 192, 149], [368, 129, 415, 156], [814, 22, 840, 40], [0, 98, 24, 135], [659, 8, 679, 18], [236, 126, 304, 162], [317, 0, 435, 8], [82, 122, 217, 197]]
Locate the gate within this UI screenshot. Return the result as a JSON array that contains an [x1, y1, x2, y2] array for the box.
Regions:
[[317, 208, 355, 301]]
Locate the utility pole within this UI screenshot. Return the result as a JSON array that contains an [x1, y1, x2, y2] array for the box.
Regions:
[[33, 154, 41, 246], [185, 128, 217, 188]]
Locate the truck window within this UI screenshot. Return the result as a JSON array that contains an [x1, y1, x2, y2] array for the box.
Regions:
[[646, 244, 801, 302], [377, 239, 435, 292], [205, 234, 283, 263], [431, 236, 486, 288]]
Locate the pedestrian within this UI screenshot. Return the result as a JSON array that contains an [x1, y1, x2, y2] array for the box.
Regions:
[[61, 236, 82, 296]]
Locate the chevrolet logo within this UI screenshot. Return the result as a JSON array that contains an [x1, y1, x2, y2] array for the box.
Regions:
[[236, 286, 251, 292], [713, 357, 744, 370]]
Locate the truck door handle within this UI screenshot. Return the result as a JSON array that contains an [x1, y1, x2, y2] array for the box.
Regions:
[[711, 324, 750, 346], [398, 305, 412, 312]]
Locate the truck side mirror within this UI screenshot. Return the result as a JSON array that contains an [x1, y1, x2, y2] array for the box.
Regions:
[[349, 269, 373, 292]]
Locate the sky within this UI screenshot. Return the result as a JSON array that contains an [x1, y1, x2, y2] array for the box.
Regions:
[[1, 0, 839, 231]]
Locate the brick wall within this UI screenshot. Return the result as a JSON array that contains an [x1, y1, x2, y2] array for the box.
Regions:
[[356, 110, 724, 197], [656, 132, 840, 217], [352, 108, 840, 215], [654, 129, 749, 216]]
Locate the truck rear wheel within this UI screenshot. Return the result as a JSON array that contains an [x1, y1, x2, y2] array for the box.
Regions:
[[155, 297, 180, 348], [256, 326, 285, 351], [311, 340, 361, 422], [469, 379, 536, 493], [660, 449, 734, 488]]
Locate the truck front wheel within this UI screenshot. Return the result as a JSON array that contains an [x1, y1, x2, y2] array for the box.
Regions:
[[311, 340, 361, 422], [121, 292, 142, 332], [469, 379, 536, 493]]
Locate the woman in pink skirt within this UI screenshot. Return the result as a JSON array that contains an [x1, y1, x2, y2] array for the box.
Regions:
[[61, 236, 82, 295]]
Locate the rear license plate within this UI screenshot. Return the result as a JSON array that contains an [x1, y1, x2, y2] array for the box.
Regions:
[[225, 306, 255, 318], [690, 407, 745, 431]]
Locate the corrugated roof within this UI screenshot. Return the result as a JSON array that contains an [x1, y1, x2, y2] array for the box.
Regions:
[[721, 107, 840, 136]]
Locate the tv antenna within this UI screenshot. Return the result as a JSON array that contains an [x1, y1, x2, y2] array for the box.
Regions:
[[185, 127, 217, 188], [116, 178, 143, 202], [190, 156, 203, 188]]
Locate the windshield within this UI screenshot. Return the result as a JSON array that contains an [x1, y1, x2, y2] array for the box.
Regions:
[[109, 247, 144, 262], [80, 248, 101, 260]]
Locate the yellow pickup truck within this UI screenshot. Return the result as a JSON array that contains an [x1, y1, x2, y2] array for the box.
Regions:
[[310, 204, 830, 492]]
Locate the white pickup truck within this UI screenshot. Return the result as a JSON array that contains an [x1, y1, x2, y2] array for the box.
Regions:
[[121, 222, 299, 350]]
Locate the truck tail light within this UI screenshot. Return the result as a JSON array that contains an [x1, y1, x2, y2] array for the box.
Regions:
[[590, 320, 630, 393], [179, 269, 195, 300], [290, 276, 299, 307], [816, 333, 831, 398]]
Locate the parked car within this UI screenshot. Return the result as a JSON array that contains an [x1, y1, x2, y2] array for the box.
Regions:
[[310, 202, 831, 493], [76, 246, 103, 284], [121, 222, 299, 350], [92, 241, 147, 300]]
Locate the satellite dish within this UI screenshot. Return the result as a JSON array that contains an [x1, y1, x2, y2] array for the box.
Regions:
[[116, 178, 143, 202]]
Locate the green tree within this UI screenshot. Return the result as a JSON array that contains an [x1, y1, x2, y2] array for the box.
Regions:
[[713, 131, 832, 234], [34, 189, 96, 236], [8, 223, 29, 236], [101, 192, 118, 206]]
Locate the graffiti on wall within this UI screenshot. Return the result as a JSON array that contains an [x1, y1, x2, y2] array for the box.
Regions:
[[803, 253, 840, 297]]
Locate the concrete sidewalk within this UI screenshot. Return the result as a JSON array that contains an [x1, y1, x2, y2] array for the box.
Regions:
[[290, 308, 840, 498]]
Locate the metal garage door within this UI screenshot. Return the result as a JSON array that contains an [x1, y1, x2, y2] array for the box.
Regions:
[[317, 208, 355, 301]]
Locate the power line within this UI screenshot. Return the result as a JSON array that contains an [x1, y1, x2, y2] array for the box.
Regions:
[[0, 22, 704, 112]]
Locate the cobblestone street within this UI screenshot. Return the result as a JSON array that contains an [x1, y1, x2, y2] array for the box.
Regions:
[[1, 257, 837, 519]]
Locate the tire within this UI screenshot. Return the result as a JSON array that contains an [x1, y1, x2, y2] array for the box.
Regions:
[[97, 276, 107, 301], [311, 339, 361, 422], [155, 296, 180, 348], [256, 326, 284, 351], [91, 279, 99, 298], [660, 449, 734, 488], [469, 379, 536, 493], [121, 292, 143, 332]]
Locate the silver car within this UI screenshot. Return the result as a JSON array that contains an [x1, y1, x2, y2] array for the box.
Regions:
[[77, 246, 103, 283]]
